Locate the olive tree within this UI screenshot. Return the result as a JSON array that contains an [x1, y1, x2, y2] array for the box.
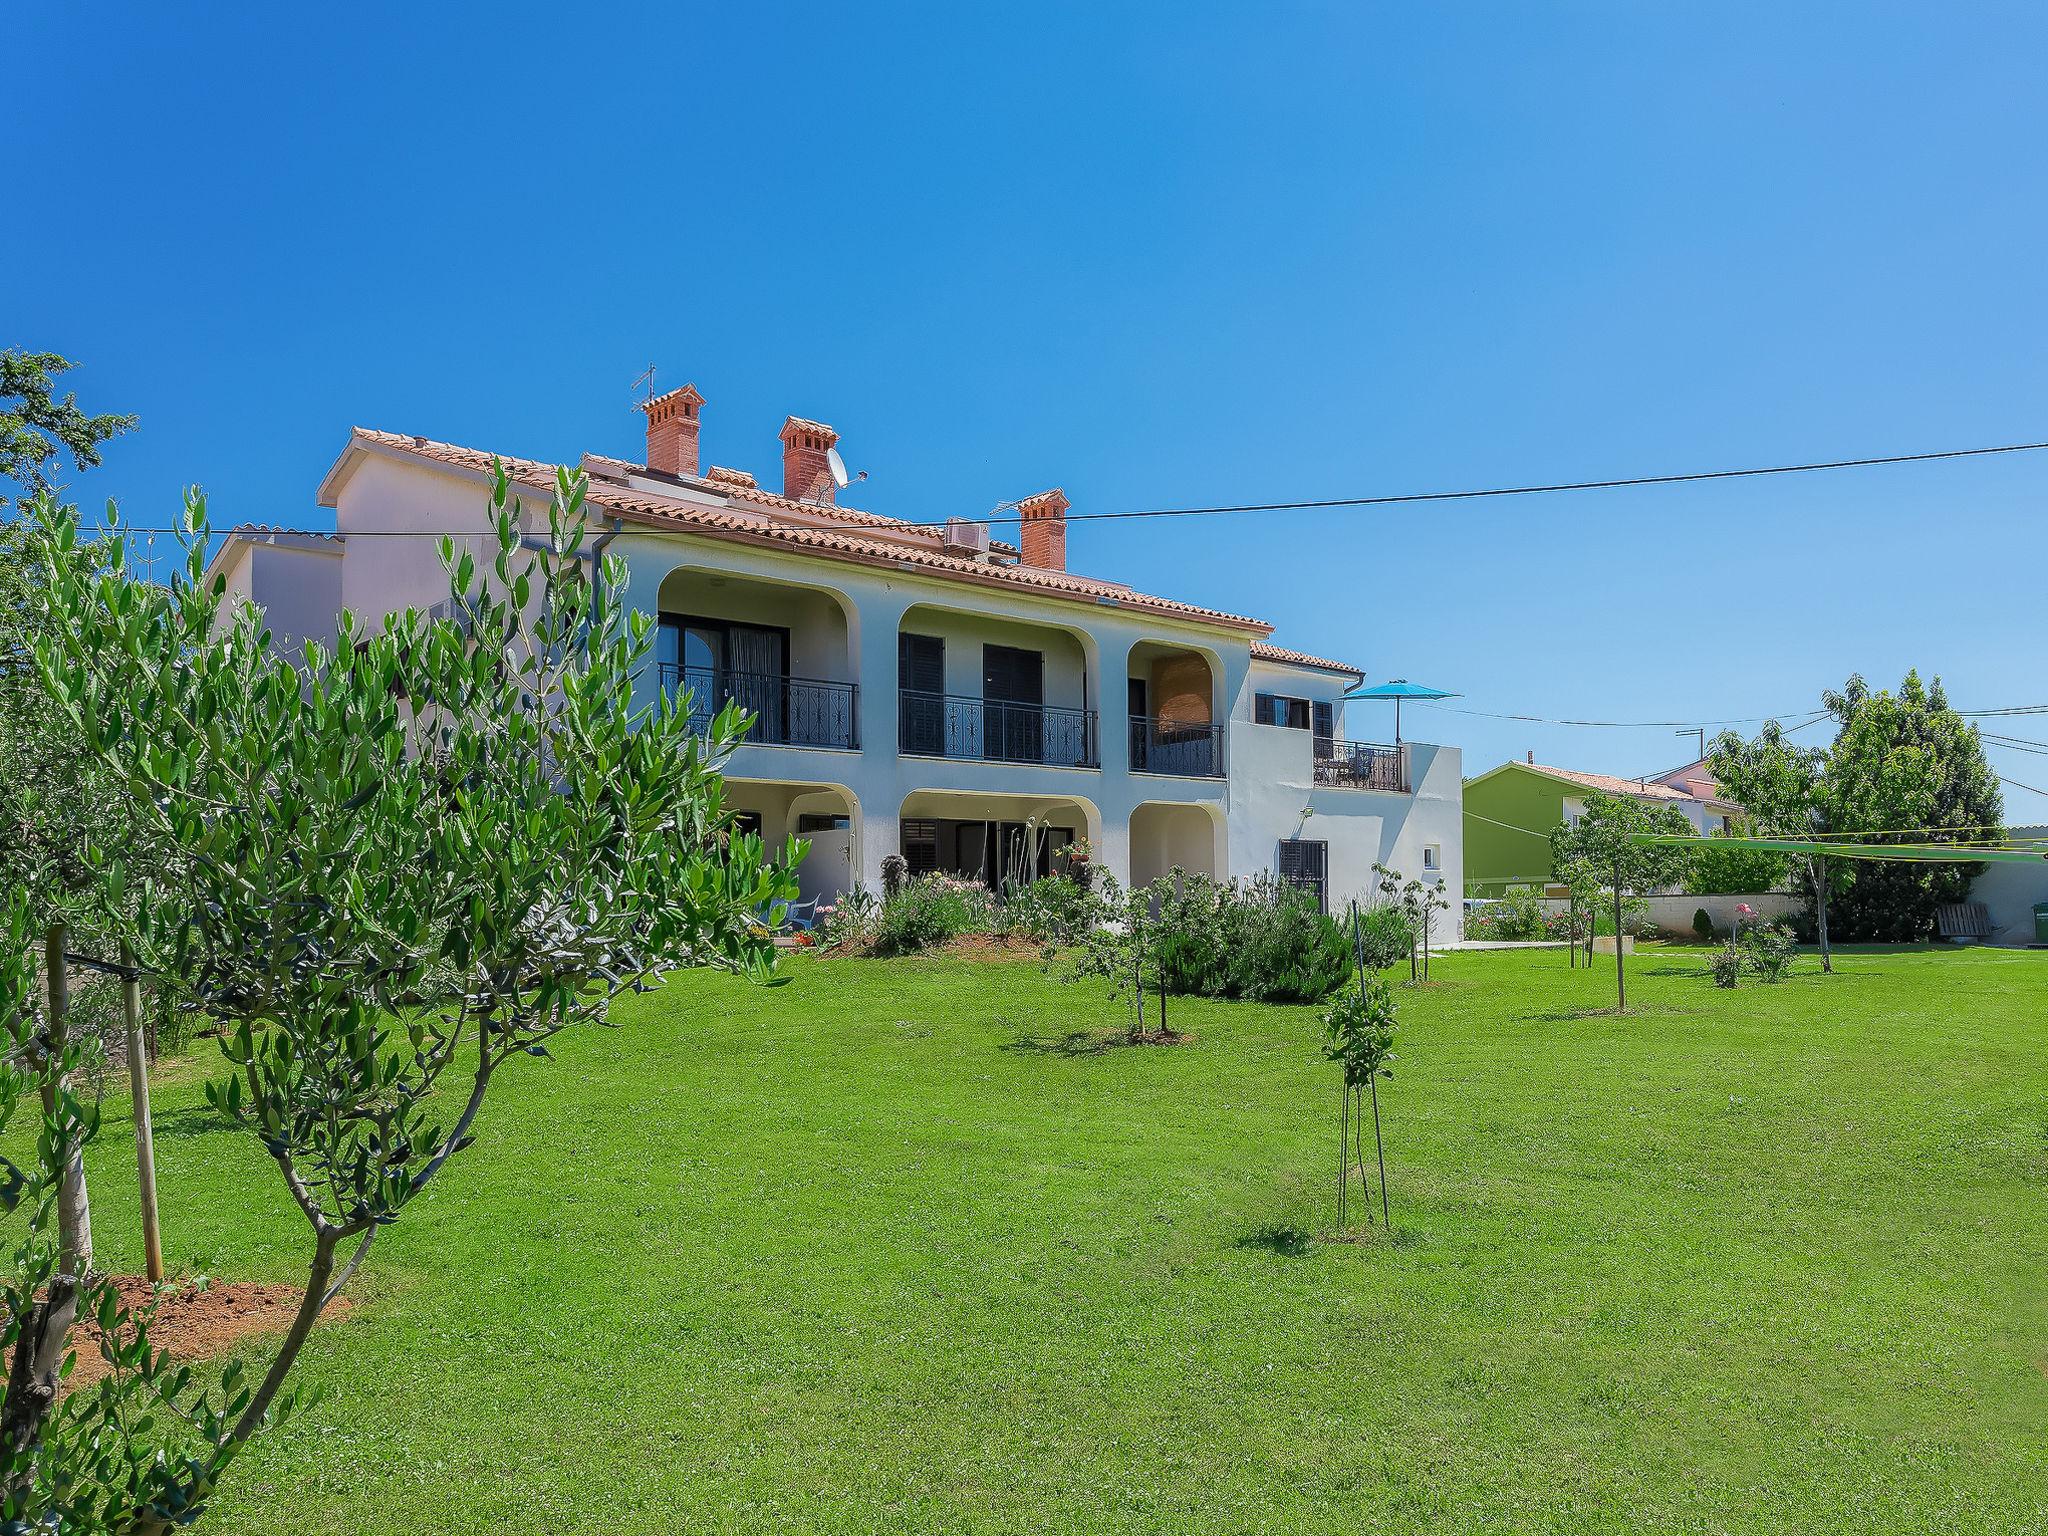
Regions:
[[1548, 793, 1697, 1009], [16, 462, 798, 1531]]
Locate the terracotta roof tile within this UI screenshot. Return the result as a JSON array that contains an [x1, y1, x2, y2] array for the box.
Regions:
[[1525, 763, 1693, 801], [338, 429, 1272, 634], [1250, 640, 1362, 677]]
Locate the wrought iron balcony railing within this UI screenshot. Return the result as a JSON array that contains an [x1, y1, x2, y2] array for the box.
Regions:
[[898, 690, 1099, 768], [1312, 738, 1409, 793], [659, 664, 859, 751], [1127, 715, 1226, 778]]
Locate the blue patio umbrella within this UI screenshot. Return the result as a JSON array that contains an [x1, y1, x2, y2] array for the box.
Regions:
[[1343, 679, 1459, 744]]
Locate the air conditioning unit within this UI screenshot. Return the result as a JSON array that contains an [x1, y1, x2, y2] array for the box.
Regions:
[[941, 518, 991, 557]]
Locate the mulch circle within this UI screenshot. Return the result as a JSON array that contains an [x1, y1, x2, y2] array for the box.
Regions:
[[64, 1276, 349, 1390]]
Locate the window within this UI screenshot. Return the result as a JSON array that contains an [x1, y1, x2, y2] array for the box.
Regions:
[[795, 813, 849, 833], [901, 818, 940, 876], [1255, 692, 1311, 730], [1276, 838, 1329, 913], [1422, 843, 1441, 874], [898, 634, 946, 755]]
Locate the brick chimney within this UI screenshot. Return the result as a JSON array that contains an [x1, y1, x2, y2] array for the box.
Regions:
[[1017, 488, 1069, 571], [638, 384, 704, 477], [780, 416, 839, 503]]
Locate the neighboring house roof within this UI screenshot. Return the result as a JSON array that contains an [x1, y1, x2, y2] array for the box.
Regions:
[[319, 427, 1280, 637], [203, 524, 346, 583], [1466, 758, 1745, 813], [1525, 763, 1692, 801], [1249, 641, 1364, 680]]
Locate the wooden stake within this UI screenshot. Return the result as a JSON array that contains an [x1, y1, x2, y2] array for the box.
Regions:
[[121, 945, 164, 1285], [1611, 856, 1626, 1014], [1814, 854, 1833, 973], [1369, 1074, 1389, 1227], [42, 923, 92, 1277], [1337, 1082, 1349, 1230]]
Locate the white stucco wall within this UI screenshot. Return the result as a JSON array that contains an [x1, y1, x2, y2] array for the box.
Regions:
[[249, 544, 342, 658]]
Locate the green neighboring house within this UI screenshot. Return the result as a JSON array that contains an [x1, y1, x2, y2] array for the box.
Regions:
[[1463, 757, 1738, 897]]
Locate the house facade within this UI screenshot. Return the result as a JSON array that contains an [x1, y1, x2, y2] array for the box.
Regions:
[[230, 384, 1463, 921], [1464, 756, 1740, 896]]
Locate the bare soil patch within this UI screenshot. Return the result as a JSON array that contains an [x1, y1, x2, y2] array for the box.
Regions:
[[65, 1276, 349, 1390]]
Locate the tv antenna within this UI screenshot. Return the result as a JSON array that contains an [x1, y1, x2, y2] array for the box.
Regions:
[[631, 363, 658, 405]]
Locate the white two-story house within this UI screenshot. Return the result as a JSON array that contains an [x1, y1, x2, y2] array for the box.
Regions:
[[225, 382, 1462, 922]]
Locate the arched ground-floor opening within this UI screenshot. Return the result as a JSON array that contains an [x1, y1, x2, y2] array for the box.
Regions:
[[898, 789, 1101, 892], [1128, 800, 1225, 889], [726, 779, 860, 906]]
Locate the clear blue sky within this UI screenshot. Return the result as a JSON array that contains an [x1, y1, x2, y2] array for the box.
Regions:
[[15, 4, 2048, 809]]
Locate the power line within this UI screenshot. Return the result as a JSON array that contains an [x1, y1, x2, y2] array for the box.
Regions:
[[1416, 703, 1829, 732], [69, 433, 2048, 540]]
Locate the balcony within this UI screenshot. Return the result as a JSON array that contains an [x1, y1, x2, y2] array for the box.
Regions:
[[660, 664, 859, 751], [1127, 715, 1225, 778], [1313, 738, 1409, 792], [898, 690, 1099, 768]]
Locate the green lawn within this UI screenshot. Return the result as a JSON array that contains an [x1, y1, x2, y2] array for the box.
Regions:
[[74, 944, 2048, 1534]]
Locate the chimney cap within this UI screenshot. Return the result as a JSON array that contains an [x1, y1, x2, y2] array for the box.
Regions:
[[1017, 487, 1069, 517], [778, 415, 838, 445], [638, 383, 704, 419]]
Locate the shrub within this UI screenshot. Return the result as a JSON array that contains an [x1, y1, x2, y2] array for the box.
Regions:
[[1710, 947, 1742, 988], [1150, 871, 1351, 1004], [1004, 874, 1104, 948], [872, 873, 994, 956], [1742, 923, 1797, 983], [1692, 907, 1715, 942], [1354, 902, 1418, 969], [1464, 889, 1547, 943], [816, 885, 880, 951]]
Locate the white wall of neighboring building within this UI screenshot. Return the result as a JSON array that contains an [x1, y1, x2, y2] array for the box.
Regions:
[[209, 534, 343, 659], [1968, 827, 2048, 945]]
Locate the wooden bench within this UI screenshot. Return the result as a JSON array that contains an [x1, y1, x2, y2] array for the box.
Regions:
[[1936, 902, 1993, 942]]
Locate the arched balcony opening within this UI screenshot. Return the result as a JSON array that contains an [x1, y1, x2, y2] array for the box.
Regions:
[[1125, 641, 1224, 778], [896, 603, 1100, 769], [654, 568, 859, 751]]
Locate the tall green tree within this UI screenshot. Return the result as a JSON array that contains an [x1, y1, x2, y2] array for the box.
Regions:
[[1715, 675, 2003, 942], [1817, 672, 2002, 941], [0, 352, 135, 504]]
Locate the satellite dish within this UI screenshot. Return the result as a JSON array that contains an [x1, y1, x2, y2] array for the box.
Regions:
[[826, 445, 850, 490]]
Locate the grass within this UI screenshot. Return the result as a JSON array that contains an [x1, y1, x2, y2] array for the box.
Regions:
[[68, 943, 2048, 1534]]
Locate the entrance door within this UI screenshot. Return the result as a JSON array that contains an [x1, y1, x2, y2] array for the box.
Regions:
[[899, 634, 945, 755], [983, 644, 1044, 763], [1128, 677, 1149, 772]]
